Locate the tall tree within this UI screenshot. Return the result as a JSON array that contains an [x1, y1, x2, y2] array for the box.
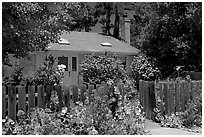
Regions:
[[2, 2, 96, 66], [67, 3, 98, 32], [94, 2, 114, 35], [131, 2, 202, 78]]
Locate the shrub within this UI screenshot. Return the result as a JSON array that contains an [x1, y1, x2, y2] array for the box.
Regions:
[[80, 52, 128, 84], [25, 54, 66, 86], [3, 62, 24, 86], [180, 92, 202, 128], [131, 56, 161, 81]]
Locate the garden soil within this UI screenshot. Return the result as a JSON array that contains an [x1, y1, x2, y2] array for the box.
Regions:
[[145, 119, 202, 135]]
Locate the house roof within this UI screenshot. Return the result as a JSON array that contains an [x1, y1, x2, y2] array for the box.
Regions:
[[48, 31, 140, 55]]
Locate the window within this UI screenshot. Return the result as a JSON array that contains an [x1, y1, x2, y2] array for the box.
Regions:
[[58, 56, 68, 71], [72, 57, 77, 71]]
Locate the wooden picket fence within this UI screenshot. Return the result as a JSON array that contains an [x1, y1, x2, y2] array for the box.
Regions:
[[139, 80, 202, 120], [2, 80, 202, 121], [2, 82, 125, 121]]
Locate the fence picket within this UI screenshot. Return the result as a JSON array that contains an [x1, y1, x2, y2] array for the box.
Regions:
[[175, 82, 180, 112], [56, 85, 63, 110], [95, 85, 101, 98], [2, 81, 202, 121], [180, 82, 185, 112], [163, 83, 169, 115], [185, 82, 190, 104], [88, 85, 94, 103], [169, 83, 174, 114], [142, 81, 146, 114], [79, 85, 86, 103], [45, 85, 53, 108], [72, 85, 79, 103], [2, 86, 6, 119], [8, 86, 16, 120], [18, 86, 26, 112], [190, 82, 196, 101], [102, 82, 108, 102], [28, 86, 35, 109], [149, 82, 155, 119], [64, 86, 70, 108], [37, 85, 45, 109], [145, 81, 149, 118], [139, 80, 143, 106], [159, 83, 164, 116]]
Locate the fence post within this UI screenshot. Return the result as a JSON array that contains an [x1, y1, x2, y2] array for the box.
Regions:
[[37, 85, 45, 109], [28, 86, 35, 109], [8, 86, 16, 120], [18, 86, 26, 113], [2, 86, 6, 119]]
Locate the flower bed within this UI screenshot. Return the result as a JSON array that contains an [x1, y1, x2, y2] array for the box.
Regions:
[[2, 81, 149, 135]]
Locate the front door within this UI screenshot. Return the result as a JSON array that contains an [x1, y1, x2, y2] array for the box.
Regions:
[[58, 55, 78, 86]]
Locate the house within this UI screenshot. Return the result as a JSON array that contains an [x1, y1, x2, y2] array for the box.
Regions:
[[4, 16, 140, 85]]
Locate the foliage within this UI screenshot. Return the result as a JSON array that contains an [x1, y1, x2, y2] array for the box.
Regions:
[[94, 2, 132, 38], [131, 2, 202, 78], [67, 2, 98, 32], [131, 56, 161, 81], [2, 2, 97, 66], [2, 62, 24, 86], [80, 53, 128, 84], [180, 92, 202, 128], [25, 54, 66, 86]]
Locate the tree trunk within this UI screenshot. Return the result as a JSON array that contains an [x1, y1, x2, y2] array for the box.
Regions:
[[113, 3, 120, 39]]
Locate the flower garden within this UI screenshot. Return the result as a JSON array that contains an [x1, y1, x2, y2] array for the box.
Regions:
[[2, 53, 202, 135]]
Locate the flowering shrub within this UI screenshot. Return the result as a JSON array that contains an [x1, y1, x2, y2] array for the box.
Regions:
[[2, 61, 24, 86], [131, 56, 161, 81], [80, 52, 128, 84], [25, 54, 66, 85]]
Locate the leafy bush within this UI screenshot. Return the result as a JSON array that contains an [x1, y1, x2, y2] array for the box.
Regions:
[[3, 62, 24, 86], [180, 92, 202, 128], [25, 54, 66, 86], [3, 54, 66, 86], [131, 56, 161, 81], [80, 52, 128, 84]]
